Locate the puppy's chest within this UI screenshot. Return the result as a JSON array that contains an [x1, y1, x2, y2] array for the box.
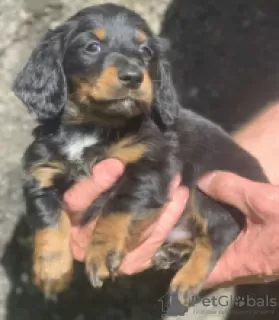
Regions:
[[62, 132, 102, 162], [60, 131, 107, 176], [59, 129, 146, 178], [57, 124, 175, 179]]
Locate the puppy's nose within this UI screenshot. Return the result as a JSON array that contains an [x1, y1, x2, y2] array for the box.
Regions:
[[118, 66, 143, 89]]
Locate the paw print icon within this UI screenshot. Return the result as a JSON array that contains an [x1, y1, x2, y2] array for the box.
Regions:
[[234, 296, 245, 307]]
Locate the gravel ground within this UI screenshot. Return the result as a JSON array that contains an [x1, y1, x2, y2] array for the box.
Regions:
[[0, 1, 278, 320]]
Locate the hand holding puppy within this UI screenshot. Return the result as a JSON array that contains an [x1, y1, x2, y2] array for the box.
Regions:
[[65, 160, 279, 288]]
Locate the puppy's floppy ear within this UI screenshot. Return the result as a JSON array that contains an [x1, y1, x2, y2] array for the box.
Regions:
[[12, 29, 68, 121], [154, 37, 180, 127]]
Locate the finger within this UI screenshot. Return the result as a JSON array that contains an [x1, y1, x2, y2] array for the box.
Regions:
[[70, 226, 87, 261], [70, 219, 98, 261], [169, 174, 182, 198], [203, 247, 235, 288], [197, 171, 255, 215], [64, 159, 125, 218], [120, 186, 189, 274], [150, 186, 189, 241], [91, 159, 125, 193], [135, 173, 184, 243], [70, 184, 187, 264], [198, 171, 279, 220]]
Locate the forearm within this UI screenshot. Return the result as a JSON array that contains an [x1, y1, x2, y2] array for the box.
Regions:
[[233, 103, 279, 184]]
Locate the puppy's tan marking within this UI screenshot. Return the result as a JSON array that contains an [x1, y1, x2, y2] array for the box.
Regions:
[[73, 66, 119, 103], [139, 70, 153, 106], [171, 237, 212, 304], [107, 136, 147, 164], [75, 81, 92, 104], [91, 65, 119, 100], [93, 28, 106, 40], [170, 192, 212, 305], [33, 211, 73, 295], [30, 161, 65, 188], [188, 190, 208, 234]]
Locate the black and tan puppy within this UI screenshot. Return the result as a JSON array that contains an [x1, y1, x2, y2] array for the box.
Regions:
[[13, 3, 267, 306]]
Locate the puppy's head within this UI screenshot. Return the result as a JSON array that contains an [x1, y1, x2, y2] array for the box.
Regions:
[[13, 4, 179, 126]]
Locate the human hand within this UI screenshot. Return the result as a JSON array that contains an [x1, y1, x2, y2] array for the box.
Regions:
[[64, 159, 188, 274], [198, 171, 279, 288], [64, 160, 279, 288]]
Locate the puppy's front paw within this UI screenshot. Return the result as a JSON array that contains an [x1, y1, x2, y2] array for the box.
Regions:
[[85, 214, 130, 288], [170, 237, 212, 306], [85, 238, 125, 288], [33, 233, 73, 296], [171, 267, 204, 307]]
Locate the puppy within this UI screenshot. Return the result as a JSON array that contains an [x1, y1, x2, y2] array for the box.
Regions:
[[13, 3, 268, 306]]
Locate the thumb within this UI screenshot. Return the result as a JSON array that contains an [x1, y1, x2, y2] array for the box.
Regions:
[[197, 171, 254, 216], [64, 159, 125, 214]]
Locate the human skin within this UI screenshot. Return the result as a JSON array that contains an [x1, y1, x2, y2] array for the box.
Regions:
[[64, 104, 279, 288]]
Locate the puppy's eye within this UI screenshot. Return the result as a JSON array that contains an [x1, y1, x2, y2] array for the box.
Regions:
[[139, 45, 153, 61], [86, 42, 101, 53]]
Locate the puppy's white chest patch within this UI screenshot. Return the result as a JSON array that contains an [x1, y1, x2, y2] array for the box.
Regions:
[[62, 133, 100, 161]]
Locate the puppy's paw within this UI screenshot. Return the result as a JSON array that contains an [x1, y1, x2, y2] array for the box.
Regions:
[[85, 239, 125, 288], [171, 269, 204, 307], [33, 241, 73, 297], [154, 241, 194, 270], [33, 213, 73, 297]]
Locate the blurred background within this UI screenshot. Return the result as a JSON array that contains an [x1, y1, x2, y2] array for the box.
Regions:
[[1, 0, 279, 319]]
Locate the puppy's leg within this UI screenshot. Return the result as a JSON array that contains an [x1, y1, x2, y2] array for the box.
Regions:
[[155, 190, 241, 306], [85, 213, 131, 288], [25, 160, 73, 296], [170, 235, 212, 306], [85, 210, 162, 288], [85, 135, 173, 287]]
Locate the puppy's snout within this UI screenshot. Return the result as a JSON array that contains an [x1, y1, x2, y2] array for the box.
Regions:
[[118, 65, 143, 89]]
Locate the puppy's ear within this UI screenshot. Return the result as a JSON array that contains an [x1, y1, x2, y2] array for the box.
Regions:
[[12, 29, 67, 121], [154, 37, 180, 127]]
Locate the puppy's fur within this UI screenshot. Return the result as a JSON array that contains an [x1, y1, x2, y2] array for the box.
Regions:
[[13, 3, 267, 309]]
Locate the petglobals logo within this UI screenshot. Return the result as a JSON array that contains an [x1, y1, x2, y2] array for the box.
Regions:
[[158, 292, 277, 318], [200, 294, 277, 308], [234, 295, 277, 308]]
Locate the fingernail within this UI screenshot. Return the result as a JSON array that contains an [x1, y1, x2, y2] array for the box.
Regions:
[[93, 159, 124, 179], [198, 172, 218, 190], [106, 159, 125, 177], [169, 174, 182, 198]]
